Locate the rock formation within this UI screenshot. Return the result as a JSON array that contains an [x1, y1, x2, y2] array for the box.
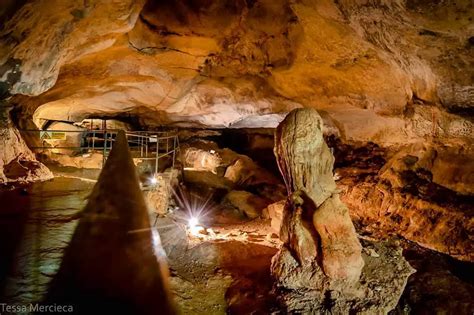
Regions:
[[224, 190, 270, 219], [0, 103, 52, 183], [338, 142, 474, 262], [271, 108, 414, 313], [1, 1, 470, 136], [44, 131, 175, 314], [274, 108, 364, 282]]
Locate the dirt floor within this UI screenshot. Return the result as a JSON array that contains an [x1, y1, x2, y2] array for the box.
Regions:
[[156, 212, 281, 314]]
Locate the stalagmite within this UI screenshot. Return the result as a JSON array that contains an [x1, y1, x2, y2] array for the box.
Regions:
[[274, 108, 364, 282], [44, 131, 175, 314], [271, 108, 415, 313]]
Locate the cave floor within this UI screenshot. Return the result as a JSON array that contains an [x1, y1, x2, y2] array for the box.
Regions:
[[156, 214, 280, 314], [0, 175, 473, 314]]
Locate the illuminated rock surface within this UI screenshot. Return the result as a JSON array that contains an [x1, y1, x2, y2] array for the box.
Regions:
[[0, 105, 52, 183], [1, 0, 471, 135], [271, 108, 414, 313], [274, 108, 364, 281]]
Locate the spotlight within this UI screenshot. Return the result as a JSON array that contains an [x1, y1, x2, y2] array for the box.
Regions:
[[150, 176, 158, 185], [189, 216, 199, 228], [188, 216, 204, 236]]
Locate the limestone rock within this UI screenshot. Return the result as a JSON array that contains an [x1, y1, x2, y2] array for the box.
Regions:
[[182, 146, 222, 174], [224, 156, 280, 187], [313, 195, 364, 282], [144, 170, 179, 217], [224, 190, 270, 219], [271, 240, 415, 314], [0, 0, 146, 96], [46, 152, 103, 169], [181, 139, 282, 190], [340, 143, 474, 262], [2, 154, 52, 182], [274, 108, 336, 207], [262, 200, 285, 234], [3, 0, 471, 145], [0, 106, 52, 183], [274, 108, 363, 279], [0, 0, 471, 270], [271, 108, 412, 313], [380, 142, 474, 196], [43, 121, 86, 155], [183, 169, 234, 191]]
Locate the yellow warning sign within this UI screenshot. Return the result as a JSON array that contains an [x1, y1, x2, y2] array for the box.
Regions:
[[40, 131, 66, 140], [40, 131, 51, 140]]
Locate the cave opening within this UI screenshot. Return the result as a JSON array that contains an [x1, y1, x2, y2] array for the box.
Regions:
[[1, 0, 473, 314]]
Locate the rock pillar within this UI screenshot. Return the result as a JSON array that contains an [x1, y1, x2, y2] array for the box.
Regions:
[[271, 108, 414, 313], [273, 108, 364, 282]]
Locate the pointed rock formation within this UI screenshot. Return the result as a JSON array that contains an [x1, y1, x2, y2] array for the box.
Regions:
[[44, 131, 175, 314]]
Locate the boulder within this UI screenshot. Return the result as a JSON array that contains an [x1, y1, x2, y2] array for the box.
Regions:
[[224, 155, 281, 187], [224, 190, 270, 219], [380, 142, 474, 195], [183, 169, 234, 191], [144, 170, 179, 217], [340, 141, 474, 262], [312, 195, 364, 282], [46, 121, 86, 153], [0, 108, 52, 183], [262, 200, 285, 234], [47, 152, 103, 169], [182, 146, 222, 174]]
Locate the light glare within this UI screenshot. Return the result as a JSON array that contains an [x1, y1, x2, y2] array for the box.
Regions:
[[189, 216, 199, 228]]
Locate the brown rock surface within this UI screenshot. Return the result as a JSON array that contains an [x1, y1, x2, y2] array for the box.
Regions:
[[338, 141, 474, 262], [0, 106, 52, 183], [1, 0, 470, 142], [182, 145, 222, 174], [274, 108, 364, 282], [312, 194, 365, 282], [0, 0, 471, 266], [224, 190, 270, 219], [262, 200, 285, 233], [272, 108, 414, 313]]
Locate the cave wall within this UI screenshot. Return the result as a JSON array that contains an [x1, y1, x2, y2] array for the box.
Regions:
[[0, 102, 52, 183], [0, 0, 472, 258]]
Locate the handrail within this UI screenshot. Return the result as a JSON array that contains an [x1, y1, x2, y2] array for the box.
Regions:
[[43, 130, 176, 314], [20, 129, 181, 173]]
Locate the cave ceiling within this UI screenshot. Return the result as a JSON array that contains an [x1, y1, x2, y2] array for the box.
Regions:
[[0, 0, 472, 145]]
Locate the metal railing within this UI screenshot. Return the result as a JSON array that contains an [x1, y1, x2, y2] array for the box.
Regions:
[[20, 129, 180, 174]]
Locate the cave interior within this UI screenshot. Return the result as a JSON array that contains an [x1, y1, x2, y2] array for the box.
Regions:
[[0, 0, 473, 314]]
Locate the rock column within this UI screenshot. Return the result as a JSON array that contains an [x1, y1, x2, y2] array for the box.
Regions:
[[271, 109, 416, 313], [273, 108, 364, 283]]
